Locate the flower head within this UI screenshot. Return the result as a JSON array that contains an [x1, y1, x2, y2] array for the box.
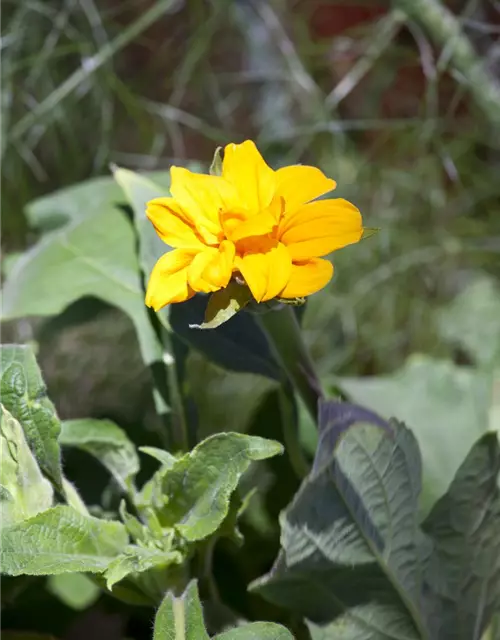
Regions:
[[145, 141, 363, 311]]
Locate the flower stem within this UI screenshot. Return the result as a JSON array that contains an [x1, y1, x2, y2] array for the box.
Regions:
[[259, 305, 323, 422]]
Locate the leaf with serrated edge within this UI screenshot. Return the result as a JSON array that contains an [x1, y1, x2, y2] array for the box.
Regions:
[[1, 505, 128, 576], [60, 419, 139, 491], [0, 345, 62, 489], [105, 545, 183, 590], [253, 421, 428, 638], [153, 580, 210, 640], [192, 282, 252, 330], [156, 433, 283, 541], [1, 405, 53, 525]]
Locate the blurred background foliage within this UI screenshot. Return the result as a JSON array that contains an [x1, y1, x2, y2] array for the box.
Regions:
[[1, 0, 500, 638]]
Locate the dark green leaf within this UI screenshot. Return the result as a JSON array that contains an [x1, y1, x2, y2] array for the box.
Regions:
[[1, 405, 53, 525], [1, 505, 128, 576], [60, 419, 139, 491], [422, 433, 500, 640], [253, 421, 428, 638], [151, 433, 283, 541], [170, 295, 281, 380], [192, 282, 252, 330], [0, 345, 62, 489], [340, 355, 492, 511], [153, 580, 210, 640]]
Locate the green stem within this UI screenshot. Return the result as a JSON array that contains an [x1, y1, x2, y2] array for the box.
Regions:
[[259, 305, 323, 422], [394, 0, 500, 130], [278, 385, 310, 479]]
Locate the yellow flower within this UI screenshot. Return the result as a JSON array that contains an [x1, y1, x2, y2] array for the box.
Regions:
[[145, 141, 363, 310]]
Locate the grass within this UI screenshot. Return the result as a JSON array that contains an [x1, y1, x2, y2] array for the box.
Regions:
[[2, 0, 499, 377]]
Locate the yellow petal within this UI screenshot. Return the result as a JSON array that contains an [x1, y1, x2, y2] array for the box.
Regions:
[[236, 241, 291, 303], [223, 209, 277, 243], [222, 140, 275, 212], [279, 199, 363, 261], [188, 241, 235, 293], [170, 167, 236, 243], [275, 165, 336, 213], [147, 198, 206, 250], [279, 259, 334, 299], [145, 249, 196, 310]]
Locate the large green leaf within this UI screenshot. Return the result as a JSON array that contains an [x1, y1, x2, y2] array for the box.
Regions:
[[253, 417, 428, 638], [112, 167, 167, 280], [153, 580, 210, 640], [339, 355, 492, 510], [46, 573, 100, 611], [437, 274, 500, 370], [143, 433, 283, 541], [0, 344, 62, 489], [1, 208, 161, 366], [421, 432, 500, 640], [0, 405, 53, 526], [60, 419, 139, 492], [1, 505, 128, 576]]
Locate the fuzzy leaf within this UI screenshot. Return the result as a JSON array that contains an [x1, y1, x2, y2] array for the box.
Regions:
[[153, 433, 283, 541], [0, 405, 53, 525], [0, 345, 62, 489], [60, 419, 139, 491], [105, 545, 183, 590], [192, 282, 252, 330], [1, 505, 128, 576], [153, 580, 210, 640]]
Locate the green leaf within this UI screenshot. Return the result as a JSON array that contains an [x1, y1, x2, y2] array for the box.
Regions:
[[339, 354, 492, 511], [60, 419, 139, 491], [0, 344, 62, 489], [361, 227, 380, 240], [437, 274, 500, 370], [186, 352, 277, 440], [192, 282, 253, 329], [253, 421, 428, 638], [112, 167, 166, 281], [422, 432, 500, 640], [139, 446, 177, 467], [1, 405, 53, 526], [46, 573, 100, 611], [306, 604, 420, 640], [105, 545, 183, 590], [1, 505, 128, 576], [152, 433, 283, 541], [170, 295, 281, 380], [1, 209, 161, 367], [209, 146, 223, 176], [153, 580, 210, 640], [215, 623, 294, 639]]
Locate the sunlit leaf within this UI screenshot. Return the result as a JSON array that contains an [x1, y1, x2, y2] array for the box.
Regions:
[[0, 405, 53, 525], [60, 419, 139, 492], [0, 345, 62, 489], [1, 505, 128, 576]]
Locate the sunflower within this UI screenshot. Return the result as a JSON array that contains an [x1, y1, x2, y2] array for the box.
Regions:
[[145, 140, 362, 311]]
